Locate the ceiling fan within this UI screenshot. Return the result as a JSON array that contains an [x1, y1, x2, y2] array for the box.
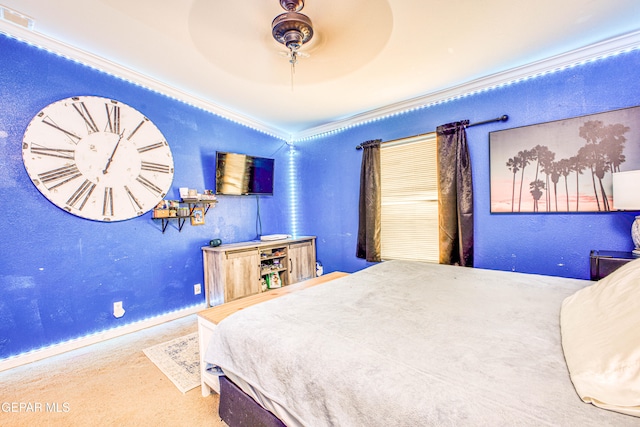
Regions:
[[271, 0, 314, 86]]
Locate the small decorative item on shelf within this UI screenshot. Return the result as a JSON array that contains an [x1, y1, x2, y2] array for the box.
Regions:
[[200, 190, 217, 202], [180, 187, 200, 203], [177, 207, 189, 217], [152, 200, 171, 218], [168, 200, 179, 217], [152, 209, 170, 218]]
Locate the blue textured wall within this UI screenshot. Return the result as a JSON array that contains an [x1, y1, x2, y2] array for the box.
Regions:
[[2, 32, 639, 361], [298, 49, 640, 278], [0, 35, 289, 359]]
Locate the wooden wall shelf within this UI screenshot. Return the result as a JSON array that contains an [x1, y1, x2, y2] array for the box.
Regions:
[[152, 199, 218, 233]]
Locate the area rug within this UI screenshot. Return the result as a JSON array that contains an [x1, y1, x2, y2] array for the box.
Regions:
[[143, 332, 200, 393]]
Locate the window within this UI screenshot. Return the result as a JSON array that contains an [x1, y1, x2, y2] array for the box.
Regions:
[[380, 133, 438, 262]]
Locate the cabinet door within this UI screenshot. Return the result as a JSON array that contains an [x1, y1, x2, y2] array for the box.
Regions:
[[224, 249, 260, 301], [289, 240, 316, 283]]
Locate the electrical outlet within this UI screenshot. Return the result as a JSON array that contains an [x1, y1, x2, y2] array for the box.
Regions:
[[113, 301, 125, 318], [194, 283, 202, 295]]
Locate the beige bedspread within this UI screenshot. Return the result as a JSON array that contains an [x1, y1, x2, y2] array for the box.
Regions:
[[204, 260, 639, 426]]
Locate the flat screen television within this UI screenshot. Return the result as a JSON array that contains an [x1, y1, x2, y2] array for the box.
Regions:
[[215, 151, 275, 195]]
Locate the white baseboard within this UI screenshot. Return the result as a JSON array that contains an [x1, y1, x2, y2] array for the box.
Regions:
[[0, 303, 207, 373]]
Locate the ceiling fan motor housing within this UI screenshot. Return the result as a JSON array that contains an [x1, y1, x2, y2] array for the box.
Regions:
[[272, 5, 313, 51]]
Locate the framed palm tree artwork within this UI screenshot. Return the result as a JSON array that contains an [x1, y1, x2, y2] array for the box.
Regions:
[[489, 105, 640, 213]]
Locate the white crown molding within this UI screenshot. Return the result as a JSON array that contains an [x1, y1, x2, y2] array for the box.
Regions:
[[293, 30, 640, 141], [2, 21, 639, 143], [0, 303, 206, 372], [0, 21, 291, 141]]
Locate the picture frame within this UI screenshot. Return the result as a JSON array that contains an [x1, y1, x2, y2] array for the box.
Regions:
[[190, 207, 205, 225], [489, 106, 640, 213]]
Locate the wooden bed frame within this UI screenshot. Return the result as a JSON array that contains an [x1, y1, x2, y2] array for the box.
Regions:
[[197, 271, 348, 396]]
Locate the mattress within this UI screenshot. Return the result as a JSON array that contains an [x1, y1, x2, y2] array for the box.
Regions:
[[204, 260, 638, 426]]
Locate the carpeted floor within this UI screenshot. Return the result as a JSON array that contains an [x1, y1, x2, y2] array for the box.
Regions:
[[0, 314, 225, 427]]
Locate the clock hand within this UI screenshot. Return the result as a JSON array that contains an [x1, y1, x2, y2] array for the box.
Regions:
[[103, 129, 125, 174]]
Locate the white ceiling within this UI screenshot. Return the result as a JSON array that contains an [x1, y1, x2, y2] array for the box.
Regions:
[[1, 0, 640, 139]]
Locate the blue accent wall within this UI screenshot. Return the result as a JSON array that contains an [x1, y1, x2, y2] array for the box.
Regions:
[[0, 35, 290, 359], [298, 49, 640, 278], [2, 32, 639, 362]]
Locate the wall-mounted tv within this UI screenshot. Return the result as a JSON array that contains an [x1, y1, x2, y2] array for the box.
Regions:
[[215, 151, 275, 195]]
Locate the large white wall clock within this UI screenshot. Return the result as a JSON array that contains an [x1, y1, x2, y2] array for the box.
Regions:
[[22, 96, 174, 222]]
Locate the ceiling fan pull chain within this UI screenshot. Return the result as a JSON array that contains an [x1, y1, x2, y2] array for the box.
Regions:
[[289, 49, 298, 90], [291, 57, 295, 91]]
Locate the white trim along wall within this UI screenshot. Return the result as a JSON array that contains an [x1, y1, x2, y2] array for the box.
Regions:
[[0, 303, 206, 373]]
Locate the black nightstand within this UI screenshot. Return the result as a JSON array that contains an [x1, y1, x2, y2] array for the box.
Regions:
[[589, 250, 638, 280]]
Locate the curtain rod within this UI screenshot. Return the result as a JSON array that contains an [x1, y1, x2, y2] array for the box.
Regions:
[[466, 114, 509, 128], [355, 115, 508, 149]]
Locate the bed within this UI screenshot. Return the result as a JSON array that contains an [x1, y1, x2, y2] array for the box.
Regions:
[[203, 259, 640, 426]]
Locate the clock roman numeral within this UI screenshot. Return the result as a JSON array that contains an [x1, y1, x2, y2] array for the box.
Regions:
[[105, 103, 120, 134], [140, 161, 172, 174], [72, 101, 99, 133], [41, 116, 82, 144], [30, 144, 75, 160], [103, 187, 114, 217], [127, 119, 147, 141], [136, 175, 164, 195], [124, 185, 143, 212], [137, 141, 166, 153], [67, 179, 96, 211], [38, 164, 82, 189]]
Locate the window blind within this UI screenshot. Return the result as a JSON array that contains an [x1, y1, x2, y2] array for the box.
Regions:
[[380, 133, 439, 262]]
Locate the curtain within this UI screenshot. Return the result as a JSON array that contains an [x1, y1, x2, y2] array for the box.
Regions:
[[436, 121, 473, 266], [356, 139, 382, 262]]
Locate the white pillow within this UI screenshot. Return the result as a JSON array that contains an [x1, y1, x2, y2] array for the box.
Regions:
[[560, 257, 640, 417]]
